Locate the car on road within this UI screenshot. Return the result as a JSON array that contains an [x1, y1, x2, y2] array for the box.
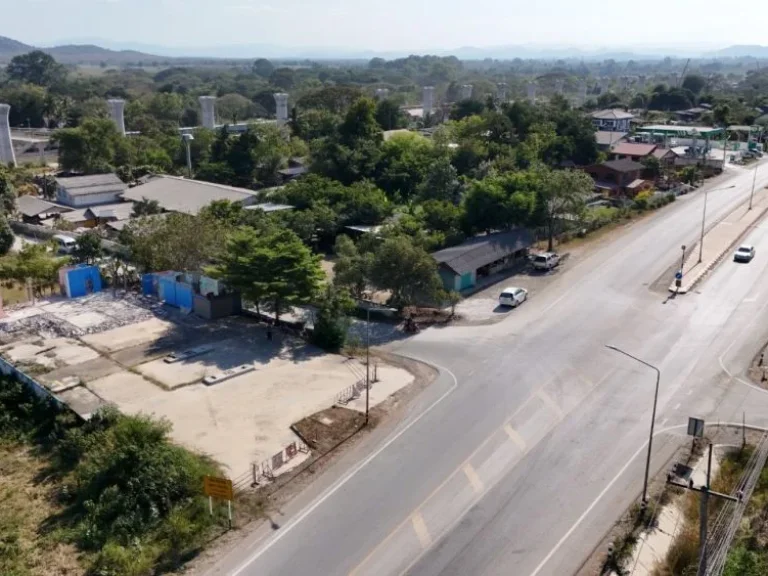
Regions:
[[499, 286, 528, 308], [532, 252, 561, 270], [734, 245, 756, 263]]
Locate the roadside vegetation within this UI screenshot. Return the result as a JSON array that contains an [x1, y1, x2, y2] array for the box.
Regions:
[[0, 375, 227, 576]]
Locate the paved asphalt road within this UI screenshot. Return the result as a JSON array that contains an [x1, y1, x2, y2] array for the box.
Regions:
[[206, 161, 768, 576]]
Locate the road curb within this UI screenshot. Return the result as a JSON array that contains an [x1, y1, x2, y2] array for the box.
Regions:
[[671, 198, 768, 294]]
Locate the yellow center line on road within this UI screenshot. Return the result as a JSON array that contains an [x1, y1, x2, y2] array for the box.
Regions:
[[536, 388, 565, 420], [504, 424, 527, 452], [348, 369, 610, 576], [411, 512, 432, 549], [463, 463, 484, 493]]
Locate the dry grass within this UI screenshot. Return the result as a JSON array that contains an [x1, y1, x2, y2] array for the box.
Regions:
[[2, 283, 32, 307], [0, 442, 84, 576]]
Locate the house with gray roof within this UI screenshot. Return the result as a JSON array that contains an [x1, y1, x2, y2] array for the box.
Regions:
[[15, 195, 72, 224], [432, 229, 534, 291], [55, 173, 128, 207], [121, 175, 262, 215], [591, 109, 634, 132]]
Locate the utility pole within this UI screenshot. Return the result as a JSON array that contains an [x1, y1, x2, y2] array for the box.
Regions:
[[666, 443, 740, 576], [749, 160, 759, 211], [698, 185, 736, 264], [365, 305, 370, 426], [606, 345, 660, 505]]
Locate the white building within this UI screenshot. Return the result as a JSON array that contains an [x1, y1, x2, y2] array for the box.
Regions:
[[591, 109, 634, 132], [55, 174, 128, 208]]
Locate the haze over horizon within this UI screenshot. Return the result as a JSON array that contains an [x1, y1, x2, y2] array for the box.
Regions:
[[3, 0, 768, 55]]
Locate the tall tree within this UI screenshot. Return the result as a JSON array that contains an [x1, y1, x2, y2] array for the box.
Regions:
[[375, 99, 407, 131], [53, 118, 132, 174], [333, 234, 372, 299], [252, 58, 275, 78], [537, 168, 594, 251], [6, 51, 65, 87], [209, 227, 323, 324], [0, 215, 13, 256], [0, 166, 16, 214], [369, 235, 442, 308], [417, 157, 462, 204], [311, 285, 354, 352], [73, 230, 103, 265]]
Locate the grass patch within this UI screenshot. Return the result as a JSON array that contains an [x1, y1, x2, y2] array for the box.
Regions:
[[0, 374, 234, 575]]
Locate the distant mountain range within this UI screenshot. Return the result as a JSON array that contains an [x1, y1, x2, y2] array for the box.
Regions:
[[2, 35, 768, 64]]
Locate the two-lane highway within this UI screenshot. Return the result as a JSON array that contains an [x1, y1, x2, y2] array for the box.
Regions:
[[208, 161, 768, 576]]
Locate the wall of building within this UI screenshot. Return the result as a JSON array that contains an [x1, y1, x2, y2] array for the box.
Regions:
[[56, 188, 123, 208]]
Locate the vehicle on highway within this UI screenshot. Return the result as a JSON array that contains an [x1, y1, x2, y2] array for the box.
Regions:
[[734, 244, 756, 263], [532, 252, 561, 270], [499, 286, 528, 308]]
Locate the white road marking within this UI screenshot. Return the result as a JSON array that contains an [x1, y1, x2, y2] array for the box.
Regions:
[[463, 463, 484, 494], [527, 422, 768, 576], [504, 424, 527, 452], [673, 403, 681, 410], [228, 359, 459, 576], [687, 390, 692, 396], [411, 512, 432, 548], [660, 418, 668, 427]]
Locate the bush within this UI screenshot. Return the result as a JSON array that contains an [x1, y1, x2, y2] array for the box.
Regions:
[[311, 285, 354, 352]]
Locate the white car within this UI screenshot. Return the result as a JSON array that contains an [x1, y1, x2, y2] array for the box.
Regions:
[[532, 252, 561, 270], [734, 245, 756, 263], [499, 286, 528, 308]]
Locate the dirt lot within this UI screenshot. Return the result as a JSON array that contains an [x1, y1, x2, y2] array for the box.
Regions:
[[0, 292, 416, 482]]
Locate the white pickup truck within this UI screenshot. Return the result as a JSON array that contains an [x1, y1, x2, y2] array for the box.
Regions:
[[532, 252, 561, 271]]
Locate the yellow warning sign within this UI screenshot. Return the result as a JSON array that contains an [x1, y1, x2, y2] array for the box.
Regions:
[[203, 476, 234, 501]]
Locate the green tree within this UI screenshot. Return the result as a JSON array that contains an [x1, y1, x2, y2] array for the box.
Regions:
[[131, 197, 163, 218], [682, 74, 707, 95], [339, 97, 382, 146], [7, 50, 65, 87], [209, 227, 323, 324], [375, 132, 433, 201], [333, 234, 372, 298], [121, 213, 221, 272], [538, 168, 594, 251], [0, 166, 16, 213], [252, 58, 275, 78], [714, 103, 731, 126], [0, 215, 13, 256], [311, 285, 354, 351], [73, 230, 103, 265], [369, 235, 442, 308], [641, 155, 662, 179], [216, 94, 256, 125], [270, 67, 296, 90], [451, 100, 485, 120], [0, 83, 48, 127], [418, 157, 462, 204], [53, 118, 132, 174], [375, 99, 408, 131]]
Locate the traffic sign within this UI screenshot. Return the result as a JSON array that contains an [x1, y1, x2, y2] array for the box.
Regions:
[[687, 417, 705, 438], [675, 271, 683, 280], [203, 475, 234, 501]]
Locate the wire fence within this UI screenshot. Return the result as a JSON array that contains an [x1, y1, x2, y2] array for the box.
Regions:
[[702, 432, 768, 576]]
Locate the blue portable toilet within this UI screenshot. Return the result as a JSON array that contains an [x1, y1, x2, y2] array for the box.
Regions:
[[61, 265, 102, 298]]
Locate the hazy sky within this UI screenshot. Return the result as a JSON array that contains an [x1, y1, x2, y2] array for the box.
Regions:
[[4, 0, 768, 51]]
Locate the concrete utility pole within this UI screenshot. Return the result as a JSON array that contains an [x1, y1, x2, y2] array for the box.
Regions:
[[698, 185, 736, 264], [606, 345, 660, 505], [666, 443, 740, 576], [749, 160, 759, 211], [365, 306, 371, 426]]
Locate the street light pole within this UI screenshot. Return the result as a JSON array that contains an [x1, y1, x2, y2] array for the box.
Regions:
[[749, 160, 759, 211], [697, 185, 736, 264], [182, 133, 194, 179], [606, 344, 660, 505], [365, 306, 370, 426]]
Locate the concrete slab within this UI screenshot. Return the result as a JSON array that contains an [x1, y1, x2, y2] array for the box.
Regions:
[[61, 311, 108, 329], [57, 386, 105, 420], [81, 318, 174, 353], [87, 371, 165, 405], [95, 353, 414, 477], [344, 365, 414, 412]]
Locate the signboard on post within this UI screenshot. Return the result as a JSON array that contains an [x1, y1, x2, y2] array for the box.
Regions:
[[687, 417, 705, 438], [203, 476, 234, 501]]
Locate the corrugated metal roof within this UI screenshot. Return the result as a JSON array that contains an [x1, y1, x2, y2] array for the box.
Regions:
[[55, 173, 127, 196], [611, 142, 657, 157], [592, 109, 634, 120], [601, 158, 644, 173], [432, 229, 533, 276], [16, 195, 71, 217], [121, 175, 259, 215], [595, 131, 627, 146]]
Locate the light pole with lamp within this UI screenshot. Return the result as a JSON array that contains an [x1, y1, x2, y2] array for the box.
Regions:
[[182, 133, 194, 178], [697, 185, 736, 264], [605, 344, 660, 506], [749, 159, 760, 211]]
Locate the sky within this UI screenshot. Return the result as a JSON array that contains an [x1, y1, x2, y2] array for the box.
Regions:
[[3, 0, 768, 53]]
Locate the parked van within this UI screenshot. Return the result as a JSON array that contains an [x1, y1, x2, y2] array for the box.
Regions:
[[53, 234, 77, 254]]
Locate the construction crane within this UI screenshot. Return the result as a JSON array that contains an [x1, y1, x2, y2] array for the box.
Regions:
[[678, 58, 690, 87]]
